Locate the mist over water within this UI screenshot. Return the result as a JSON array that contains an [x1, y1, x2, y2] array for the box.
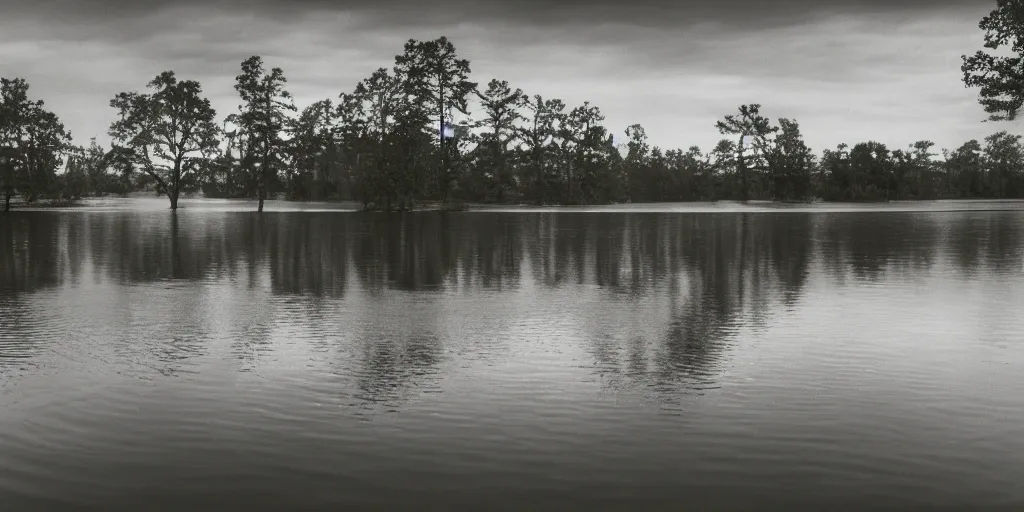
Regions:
[[2, 202, 1023, 509]]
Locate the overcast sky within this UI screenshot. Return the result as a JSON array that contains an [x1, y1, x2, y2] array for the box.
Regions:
[[0, 0, 1015, 154]]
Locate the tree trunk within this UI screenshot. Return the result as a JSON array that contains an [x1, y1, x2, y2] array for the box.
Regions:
[[738, 135, 748, 203], [534, 153, 544, 206], [258, 164, 265, 212], [170, 211, 182, 279], [3, 190, 10, 212], [171, 157, 181, 210], [258, 144, 273, 212], [567, 160, 573, 204], [495, 139, 503, 203], [439, 82, 446, 204]]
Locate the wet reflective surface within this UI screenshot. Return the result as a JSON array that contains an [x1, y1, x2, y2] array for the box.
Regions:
[[2, 202, 1024, 510]]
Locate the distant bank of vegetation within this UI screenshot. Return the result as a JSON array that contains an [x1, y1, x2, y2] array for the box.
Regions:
[[3, 0, 1024, 212]]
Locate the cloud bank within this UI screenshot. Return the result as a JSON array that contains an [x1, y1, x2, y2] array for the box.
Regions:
[[0, 0, 1009, 154]]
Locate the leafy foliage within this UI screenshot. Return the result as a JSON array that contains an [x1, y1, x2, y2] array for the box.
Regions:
[[108, 71, 220, 209], [232, 56, 296, 211], [1, 78, 74, 210], [962, 0, 1024, 121]]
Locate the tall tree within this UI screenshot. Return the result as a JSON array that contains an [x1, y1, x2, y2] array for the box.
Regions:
[[518, 95, 565, 205], [716, 104, 777, 201], [624, 124, 651, 201], [558, 101, 608, 204], [21, 106, 72, 202], [681, 146, 712, 201], [475, 79, 525, 202], [109, 71, 220, 210], [891, 141, 937, 199], [288, 99, 342, 200], [347, 67, 405, 210], [819, 143, 852, 201], [0, 78, 34, 211], [766, 118, 814, 201], [962, 0, 1024, 121], [234, 56, 296, 212], [395, 37, 477, 203], [710, 139, 738, 200], [0, 79, 72, 206], [944, 140, 985, 198], [982, 130, 1024, 197], [848, 141, 892, 201]]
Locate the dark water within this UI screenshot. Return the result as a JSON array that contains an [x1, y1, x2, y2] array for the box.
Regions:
[[2, 202, 1024, 510]]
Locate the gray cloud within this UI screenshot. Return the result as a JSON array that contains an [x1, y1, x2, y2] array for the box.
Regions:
[[11, 0, 995, 35], [0, 0, 1009, 156]]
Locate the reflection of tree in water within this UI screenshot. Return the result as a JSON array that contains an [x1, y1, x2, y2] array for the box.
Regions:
[[264, 214, 350, 297], [6, 210, 1021, 299], [939, 211, 1023, 277], [526, 214, 586, 288], [346, 213, 531, 293], [982, 212, 1024, 273], [460, 214, 524, 291], [558, 213, 819, 403], [0, 214, 86, 293], [2, 209, 1024, 395], [0, 215, 94, 370], [350, 213, 457, 292], [111, 215, 212, 378], [818, 213, 941, 283], [0, 216, 21, 293], [948, 213, 986, 277]]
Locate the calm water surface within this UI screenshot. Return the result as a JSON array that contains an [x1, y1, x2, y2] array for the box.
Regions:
[[2, 200, 1024, 510]]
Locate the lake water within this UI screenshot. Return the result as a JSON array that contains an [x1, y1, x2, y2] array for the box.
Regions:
[[2, 200, 1024, 510]]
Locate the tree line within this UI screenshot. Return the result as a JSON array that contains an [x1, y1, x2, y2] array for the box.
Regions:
[[3, 0, 1024, 211]]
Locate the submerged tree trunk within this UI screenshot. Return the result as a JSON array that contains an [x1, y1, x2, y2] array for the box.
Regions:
[[534, 155, 544, 206], [169, 158, 181, 210]]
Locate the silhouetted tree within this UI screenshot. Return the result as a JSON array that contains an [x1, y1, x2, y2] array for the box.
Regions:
[[624, 123, 651, 200], [943, 140, 985, 198], [395, 37, 477, 203], [109, 71, 220, 209], [288, 99, 344, 200], [233, 56, 296, 212], [518, 95, 565, 205], [848, 141, 892, 201], [983, 130, 1024, 198], [1, 78, 34, 211], [559, 101, 612, 204], [0, 78, 77, 208], [766, 118, 814, 201], [710, 139, 738, 200], [474, 79, 525, 202], [715, 104, 777, 201]]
